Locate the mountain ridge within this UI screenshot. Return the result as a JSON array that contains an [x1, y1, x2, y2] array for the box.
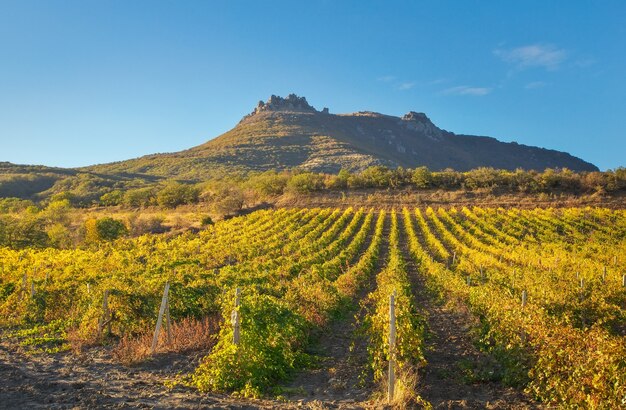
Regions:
[[157, 93, 596, 176], [5, 94, 599, 182]]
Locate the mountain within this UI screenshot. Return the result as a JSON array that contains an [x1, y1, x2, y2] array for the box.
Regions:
[[85, 94, 598, 178]]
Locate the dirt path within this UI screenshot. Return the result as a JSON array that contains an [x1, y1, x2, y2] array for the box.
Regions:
[[281, 212, 391, 409], [397, 213, 542, 409], [0, 342, 284, 409]]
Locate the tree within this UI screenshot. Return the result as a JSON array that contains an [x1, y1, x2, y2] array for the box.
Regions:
[[246, 171, 289, 197], [411, 166, 432, 189], [157, 182, 200, 208], [124, 188, 156, 208], [286, 173, 325, 194], [100, 190, 124, 206], [359, 166, 393, 188], [85, 217, 128, 243], [212, 186, 244, 216]]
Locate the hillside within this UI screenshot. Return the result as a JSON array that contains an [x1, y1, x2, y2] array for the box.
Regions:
[[85, 94, 598, 178]]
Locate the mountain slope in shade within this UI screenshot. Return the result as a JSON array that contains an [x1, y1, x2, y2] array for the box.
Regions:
[[86, 94, 598, 178]]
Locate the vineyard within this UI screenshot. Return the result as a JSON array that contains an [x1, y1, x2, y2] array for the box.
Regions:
[[1, 206, 626, 408]]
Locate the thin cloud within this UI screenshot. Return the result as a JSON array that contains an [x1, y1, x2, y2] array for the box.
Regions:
[[377, 75, 396, 82], [398, 82, 416, 90], [443, 85, 492, 96], [494, 44, 567, 71]]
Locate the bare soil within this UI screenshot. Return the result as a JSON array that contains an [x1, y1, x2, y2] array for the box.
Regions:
[[0, 342, 280, 409]]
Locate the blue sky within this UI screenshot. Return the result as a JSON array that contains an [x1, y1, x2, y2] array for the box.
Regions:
[[1, 1, 624, 170]]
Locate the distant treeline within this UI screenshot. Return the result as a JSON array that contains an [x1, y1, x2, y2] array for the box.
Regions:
[[1, 166, 625, 211], [94, 166, 626, 208]]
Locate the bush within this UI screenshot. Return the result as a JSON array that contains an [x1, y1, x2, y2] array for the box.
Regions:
[[157, 183, 200, 208], [0, 198, 36, 213], [412, 166, 432, 189], [246, 171, 288, 197], [211, 187, 244, 217], [128, 215, 167, 236], [84, 217, 128, 243], [286, 173, 325, 194], [100, 190, 124, 206], [123, 188, 157, 208]]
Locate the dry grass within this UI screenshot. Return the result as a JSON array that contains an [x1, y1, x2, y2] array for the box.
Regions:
[[372, 367, 431, 409], [112, 316, 219, 365]]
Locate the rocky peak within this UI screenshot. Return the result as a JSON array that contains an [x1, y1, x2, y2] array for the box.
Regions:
[[402, 111, 431, 123], [401, 111, 442, 141], [254, 94, 318, 114]]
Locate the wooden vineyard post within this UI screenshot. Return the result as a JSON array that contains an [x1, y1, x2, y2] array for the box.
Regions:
[[622, 274, 626, 288], [165, 300, 172, 345], [98, 290, 111, 338], [21, 273, 27, 300], [30, 280, 35, 298], [602, 266, 607, 283], [388, 291, 397, 404], [151, 281, 170, 354], [232, 288, 241, 345], [452, 251, 457, 267], [520, 289, 528, 343]]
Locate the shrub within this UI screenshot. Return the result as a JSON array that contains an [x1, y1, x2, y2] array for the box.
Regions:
[[123, 188, 157, 208], [412, 166, 432, 189], [157, 183, 200, 208], [211, 187, 244, 217], [286, 173, 325, 194], [246, 171, 288, 197], [84, 217, 128, 243], [129, 215, 167, 236], [100, 190, 124, 206]]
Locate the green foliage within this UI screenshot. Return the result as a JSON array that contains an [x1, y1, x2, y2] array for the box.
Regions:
[[246, 171, 288, 197], [412, 166, 432, 189], [210, 186, 244, 216], [157, 182, 200, 208], [0, 214, 49, 248], [0, 198, 36, 213], [193, 293, 309, 396], [286, 172, 325, 194], [124, 187, 156, 208], [201, 215, 214, 226], [85, 217, 128, 243], [100, 190, 124, 206]]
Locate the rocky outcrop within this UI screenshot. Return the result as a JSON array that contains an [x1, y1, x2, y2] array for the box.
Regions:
[[401, 111, 443, 141], [254, 94, 317, 114]]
